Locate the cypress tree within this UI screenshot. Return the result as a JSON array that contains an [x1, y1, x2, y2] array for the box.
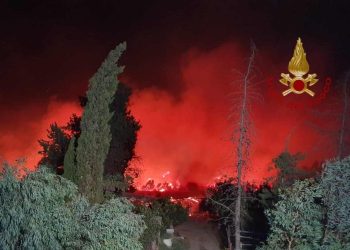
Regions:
[[63, 136, 77, 183], [76, 42, 126, 203]]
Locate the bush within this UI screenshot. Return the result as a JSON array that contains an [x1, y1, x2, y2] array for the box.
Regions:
[[260, 179, 323, 250], [0, 164, 145, 249], [135, 198, 188, 249], [320, 157, 350, 248], [261, 156, 350, 250], [152, 198, 188, 229], [134, 204, 163, 249]]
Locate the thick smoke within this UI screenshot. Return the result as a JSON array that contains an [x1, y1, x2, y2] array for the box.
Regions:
[[128, 42, 337, 188], [0, 99, 81, 168], [0, 41, 337, 189]]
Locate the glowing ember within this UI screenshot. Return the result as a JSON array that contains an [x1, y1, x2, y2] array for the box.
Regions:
[[174, 196, 203, 216], [140, 170, 184, 193], [186, 197, 200, 203], [162, 171, 171, 178]]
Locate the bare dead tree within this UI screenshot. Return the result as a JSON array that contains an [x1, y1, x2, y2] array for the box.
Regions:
[[204, 43, 257, 250], [233, 42, 256, 250]]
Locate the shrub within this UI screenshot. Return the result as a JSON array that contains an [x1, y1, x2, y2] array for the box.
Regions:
[[152, 198, 188, 229], [320, 157, 350, 248], [135, 198, 188, 249], [260, 179, 323, 250], [135, 204, 163, 249], [261, 156, 350, 250], [0, 164, 145, 249]]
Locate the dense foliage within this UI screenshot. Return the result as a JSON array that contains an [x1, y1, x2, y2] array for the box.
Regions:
[[63, 114, 82, 137], [152, 198, 189, 229], [135, 198, 188, 249], [39, 47, 140, 199], [71, 82, 140, 179], [271, 151, 307, 188], [201, 178, 237, 222], [135, 204, 163, 249], [201, 179, 269, 249], [38, 123, 70, 173], [201, 151, 325, 249], [261, 179, 323, 250], [320, 157, 350, 248], [261, 156, 350, 249], [76, 42, 126, 203], [0, 165, 145, 249], [104, 82, 141, 177], [63, 135, 77, 184]]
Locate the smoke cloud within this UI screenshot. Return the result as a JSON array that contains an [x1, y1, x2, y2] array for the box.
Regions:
[[0, 39, 338, 190], [0, 98, 81, 168], [128, 42, 337, 188]]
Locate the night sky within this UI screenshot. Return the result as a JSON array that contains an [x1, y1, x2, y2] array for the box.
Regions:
[[1, 0, 350, 187]]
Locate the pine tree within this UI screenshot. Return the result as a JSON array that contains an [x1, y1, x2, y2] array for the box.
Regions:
[[63, 113, 82, 137], [38, 123, 70, 173], [76, 42, 126, 203]]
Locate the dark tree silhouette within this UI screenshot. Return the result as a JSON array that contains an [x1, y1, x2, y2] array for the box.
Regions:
[[38, 123, 70, 174], [63, 113, 82, 137], [104, 82, 141, 177], [272, 151, 306, 188]]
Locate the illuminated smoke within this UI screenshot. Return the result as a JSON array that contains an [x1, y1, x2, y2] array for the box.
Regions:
[[128, 42, 335, 188], [0, 98, 81, 168], [0, 42, 337, 190]]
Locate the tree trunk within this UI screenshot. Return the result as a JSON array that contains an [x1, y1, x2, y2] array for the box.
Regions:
[[227, 225, 233, 250], [287, 239, 292, 250], [234, 186, 241, 250], [234, 42, 255, 250]]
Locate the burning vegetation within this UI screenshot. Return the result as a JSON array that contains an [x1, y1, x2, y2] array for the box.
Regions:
[[1, 3, 350, 247]]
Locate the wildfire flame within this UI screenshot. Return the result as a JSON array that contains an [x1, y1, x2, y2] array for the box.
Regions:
[[141, 171, 181, 192], [162, 171, 170, 178]]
